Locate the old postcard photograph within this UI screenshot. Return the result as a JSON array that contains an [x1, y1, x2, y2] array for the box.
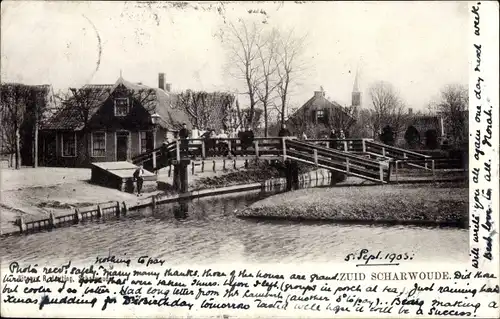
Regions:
[[1, 1, 498, 318]]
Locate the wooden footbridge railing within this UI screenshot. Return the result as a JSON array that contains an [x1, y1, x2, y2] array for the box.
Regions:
[[131, 137, 404, 186]]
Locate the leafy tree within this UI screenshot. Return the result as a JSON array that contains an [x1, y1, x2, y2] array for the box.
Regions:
[[379, 125, 395, 146], [425, 129, 439, 149], [404, 125, 420, 149]]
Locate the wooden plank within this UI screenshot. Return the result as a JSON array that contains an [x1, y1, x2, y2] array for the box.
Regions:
[[287, 150, 382, 179], [286, 156, 386, 184]]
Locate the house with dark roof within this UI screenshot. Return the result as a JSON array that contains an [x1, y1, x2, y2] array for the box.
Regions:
[[39, 73, 190, 167], [287, 89, 356, 138]]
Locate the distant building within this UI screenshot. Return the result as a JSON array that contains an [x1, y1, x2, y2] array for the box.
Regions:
[[39, 73, 190, 167], [287, 73, 359, 137], [402, 108, 468, 149]]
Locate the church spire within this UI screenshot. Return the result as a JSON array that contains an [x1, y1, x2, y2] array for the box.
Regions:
[[353, 68, 360, 92], [351, 65, 361, 107]]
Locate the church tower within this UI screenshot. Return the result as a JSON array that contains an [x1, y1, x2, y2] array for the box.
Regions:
[[351, 68, 361, 107]]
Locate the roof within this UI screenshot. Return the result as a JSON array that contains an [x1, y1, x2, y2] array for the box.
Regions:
[[42, 77, 190, 131], [290, 92, 353, 119], [406, 115, 442, 134]]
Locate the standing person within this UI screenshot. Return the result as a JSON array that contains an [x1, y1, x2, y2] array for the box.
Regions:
[[301, 131, 308, 141], [338, 129, 346, 151], [133, 164, 145, 196], [216, 129, 229, 156], [244, 126, 255, 154], [191, 125, 201, 157], [191, 125, 200, 140], [228, 128, 238, 156], [278, 123, 292, 137], [201, 129, 212, 157], [178, 123, 190, 156], [329, 128, 337, 149], [278, 123, 292, 150], [238, 127, 247, 155]]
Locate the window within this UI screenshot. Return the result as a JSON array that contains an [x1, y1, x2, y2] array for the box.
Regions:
[[61, 132, 76, 157], [92, 132, 106, 157], [316, 110, 325, 122], [114, 98, 129, 116], [140, 131, 148, 154]]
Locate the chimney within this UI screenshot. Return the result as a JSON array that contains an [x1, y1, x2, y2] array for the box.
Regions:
[[314, 91, 325, 98], [158, 73, 165, 90], [165, 83, 171, 93], [408, 108, 413, 115]]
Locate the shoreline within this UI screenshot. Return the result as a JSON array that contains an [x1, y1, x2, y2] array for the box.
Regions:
[[237, 182, 468, 228], [1, 166, 467, 236]]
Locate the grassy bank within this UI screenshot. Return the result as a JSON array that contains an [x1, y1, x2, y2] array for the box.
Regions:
[[237, 182, 468, 228]]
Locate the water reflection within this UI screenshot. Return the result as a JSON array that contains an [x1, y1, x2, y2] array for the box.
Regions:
[[0, 178, 468, 266]]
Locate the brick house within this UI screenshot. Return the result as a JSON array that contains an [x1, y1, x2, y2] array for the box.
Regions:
[[40, 74, 190, 167]]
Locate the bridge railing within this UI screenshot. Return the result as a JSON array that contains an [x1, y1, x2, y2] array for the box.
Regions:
[[286, 139, 390, 183], [168, 137, 298, 161], [304, 138, 369, 152]]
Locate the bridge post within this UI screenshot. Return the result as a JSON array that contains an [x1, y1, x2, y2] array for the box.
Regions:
[[173, 165, 180, 190], [176, 140, 181, 161], [179, 162, 189, 193], [285, 160, 299, 191], [395, 160, 399, 183], [282, 138, 287, 160], [201, 140, 206, 159], [152, 151, 157, 171], [362, 139, 367, 153], [173, 162, 189, 193], [254, 141, 259, 157]]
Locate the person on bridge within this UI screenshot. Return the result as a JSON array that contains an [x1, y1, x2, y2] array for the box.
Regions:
[[191, 125, 202, 156], [278, 124, 292, 150], [216, 129, 230, 157], [278, 124, 292, 137], [301, 132, 308, 140], [179, 123, 190, 156], [241, 126, 255, 155], [133, 164, 145, 196], [228, 128, 238, 156], [338, 129, 346, 150], [329, 128, 338, 149]]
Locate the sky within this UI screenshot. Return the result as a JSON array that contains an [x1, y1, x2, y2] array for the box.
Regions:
[[1, 1, 469, 111]]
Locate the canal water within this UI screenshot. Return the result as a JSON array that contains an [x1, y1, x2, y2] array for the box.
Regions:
[[0, 182, 468, 266]]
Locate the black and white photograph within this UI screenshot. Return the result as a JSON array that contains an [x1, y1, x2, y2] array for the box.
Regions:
[[1, 1, 498, 318]]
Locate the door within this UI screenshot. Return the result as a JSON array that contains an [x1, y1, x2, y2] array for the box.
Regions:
[[42, 134, 57, 166], [116, 132, 129, 161]]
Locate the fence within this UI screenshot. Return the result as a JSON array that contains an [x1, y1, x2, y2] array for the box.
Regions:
[[12, 169, 338, 236]]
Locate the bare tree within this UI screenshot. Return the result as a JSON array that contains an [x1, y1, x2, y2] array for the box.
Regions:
[[327, 105, 358, 134], [369, 81, 407, 139], [255, 28, 279, 137], [176, 90, 235, 131], [0, 83, 37, 169], [274, 28, 308, 124], [224, 20, 261, 127], [438, 84, 468, 145]]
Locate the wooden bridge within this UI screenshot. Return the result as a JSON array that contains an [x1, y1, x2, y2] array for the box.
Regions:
[[131, 137, 437, 191]]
